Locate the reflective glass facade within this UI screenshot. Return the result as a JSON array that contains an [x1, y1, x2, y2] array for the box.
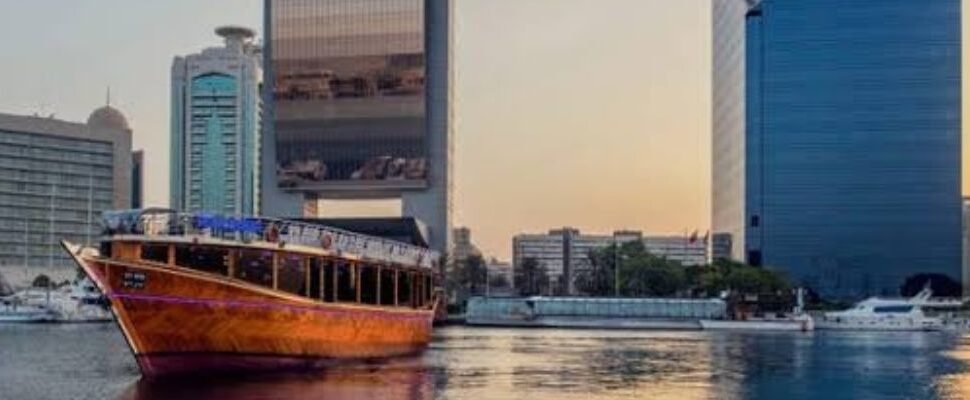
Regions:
[[271, 0, 428, 192], [0, 129, 114, 270], [711, 0, 751, 261], [715, 0, 962, 297]]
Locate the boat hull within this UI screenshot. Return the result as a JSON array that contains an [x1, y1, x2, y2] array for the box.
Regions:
[[64, 244, 435, 376]]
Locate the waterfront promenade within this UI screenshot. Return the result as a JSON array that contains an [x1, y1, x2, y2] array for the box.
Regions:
[[1, 324, 967, 400]]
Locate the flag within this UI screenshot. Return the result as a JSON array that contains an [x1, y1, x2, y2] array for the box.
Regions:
[[688, 229, 699, 244]]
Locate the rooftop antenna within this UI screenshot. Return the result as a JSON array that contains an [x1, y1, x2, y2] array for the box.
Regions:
[[106, 86, 111, 107]]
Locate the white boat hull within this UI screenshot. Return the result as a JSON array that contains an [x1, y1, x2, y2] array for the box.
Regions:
[[815, 318, 942, 332], [0, 311, 57, 323]]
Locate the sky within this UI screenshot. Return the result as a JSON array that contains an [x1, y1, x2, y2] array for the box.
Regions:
[[0, 1, 965, 260]]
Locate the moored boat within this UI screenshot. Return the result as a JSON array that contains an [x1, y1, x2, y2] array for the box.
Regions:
[[63, 209, 441, 377], [815, 287, 948, 331]]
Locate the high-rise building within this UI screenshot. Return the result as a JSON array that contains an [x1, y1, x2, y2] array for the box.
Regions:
[[963, 197, 970, 295], [262, 0, 454, 255], [170, 26, 262, 215], [0, 108, 132, 286], [131, 150, 143, 209], [513, 228, 708, 294], [712, 0, 962, 297]]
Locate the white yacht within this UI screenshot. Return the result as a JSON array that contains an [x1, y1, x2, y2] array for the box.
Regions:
[[816, 287, 950, 331], [0, 295, 58, 323], [0, 279, 111, 323]]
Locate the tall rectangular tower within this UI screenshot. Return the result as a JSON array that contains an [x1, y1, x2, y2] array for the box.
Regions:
[[170, 27, 262, 216], [713, 0, 962, 297], [263, 0, 454, 254]]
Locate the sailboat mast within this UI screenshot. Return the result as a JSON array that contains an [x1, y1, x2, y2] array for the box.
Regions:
[[23, 214, 28, 286], [48, 183, 55, 269], [86, 174, 93, 247]]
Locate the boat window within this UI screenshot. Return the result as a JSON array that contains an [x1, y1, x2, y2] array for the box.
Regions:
[[335, 262, 356, 303], [322, 259, 336, 303], [308, 258, 322, 301], [236, 249, 274, 288], [141, 244, 168, 264], [174, 245, 229, 276], [380, 268, 396, 306], [277, 253, 306, 297], [398, 270, 413, 307], [425, 274, 433, 307], [873, 305, 913, 313], [360, 264, 379, 305], [415, 272, 425, 308]]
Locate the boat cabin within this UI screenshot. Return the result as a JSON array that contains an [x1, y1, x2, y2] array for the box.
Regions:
[[99, 209, 440, 310]]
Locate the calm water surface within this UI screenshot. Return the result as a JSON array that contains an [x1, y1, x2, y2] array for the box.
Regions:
[[1, 324, 969, 400]]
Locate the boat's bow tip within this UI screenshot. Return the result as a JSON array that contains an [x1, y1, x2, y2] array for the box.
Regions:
[[60, 240, 80, 255]]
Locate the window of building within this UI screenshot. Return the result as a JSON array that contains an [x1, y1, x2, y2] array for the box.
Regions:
[[750, 215, 760, 228], [141, 244, 168, 264], [174, 245, 228, 276], [277, 253, 306, 296], [747, 250, 762, 267], [236, 249, 273, 288]]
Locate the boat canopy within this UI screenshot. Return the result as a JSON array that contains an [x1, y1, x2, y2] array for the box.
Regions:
[[99, 209, 440, 270]]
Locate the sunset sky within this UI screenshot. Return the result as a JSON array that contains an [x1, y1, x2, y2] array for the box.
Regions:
[[0, 0, 966, 260]]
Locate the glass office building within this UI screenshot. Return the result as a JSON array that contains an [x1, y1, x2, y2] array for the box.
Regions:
[[713, 0, 962, 297], [0, 110, 131, 286], [171, 27, 262, 216], [263, 0, 454, 254], [271, 0, 428, 191], [712, 0, 753, 262]]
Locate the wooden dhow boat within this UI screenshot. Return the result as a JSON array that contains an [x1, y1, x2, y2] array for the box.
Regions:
[[63, 209, 441, 377]]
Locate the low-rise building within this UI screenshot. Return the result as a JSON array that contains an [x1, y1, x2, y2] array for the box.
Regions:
[[0, 107, 132, 287], [513, 228, 708, 294]]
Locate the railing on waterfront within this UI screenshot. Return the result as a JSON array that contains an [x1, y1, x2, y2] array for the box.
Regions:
[[466, 296, 727, 321], [100, 208, 439, 270]]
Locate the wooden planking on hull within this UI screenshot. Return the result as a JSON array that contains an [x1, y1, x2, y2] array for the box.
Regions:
[[62, 241, 436, 376]]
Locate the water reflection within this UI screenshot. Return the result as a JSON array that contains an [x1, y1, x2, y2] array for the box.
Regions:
[[1, 324, 968, 400], [118, 359, 434, 400]]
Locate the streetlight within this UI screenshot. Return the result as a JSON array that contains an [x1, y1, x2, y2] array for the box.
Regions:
[[613, 239, 620, 297]]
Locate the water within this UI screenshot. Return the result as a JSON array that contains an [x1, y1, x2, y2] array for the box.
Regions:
[[1, 324, 969, 400]]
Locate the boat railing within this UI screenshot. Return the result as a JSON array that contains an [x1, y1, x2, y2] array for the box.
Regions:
[[100, 209, 440, 270]]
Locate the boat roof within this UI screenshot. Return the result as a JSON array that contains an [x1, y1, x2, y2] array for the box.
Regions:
[[100, 209, 440, 270]]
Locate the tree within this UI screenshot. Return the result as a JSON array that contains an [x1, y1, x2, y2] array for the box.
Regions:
[[900, 273, 962, 298], [31, 274, 51, 288], [489, 274, 510, 289], [515, 257, 549, 296], [448, 254, 487, 304], [693, 258, 791, 296]]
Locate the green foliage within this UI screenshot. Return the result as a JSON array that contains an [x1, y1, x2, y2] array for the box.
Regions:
[[449, 254, 488, 302], [514, 257, 550, 296], [575, 244, 792, 298], [31, 274, 51, 288], [490, 274, 510, 289]]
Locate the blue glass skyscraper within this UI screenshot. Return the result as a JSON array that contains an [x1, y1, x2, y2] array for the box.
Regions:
[[171, 27, 262, 216], [713, 0, 962, 297]]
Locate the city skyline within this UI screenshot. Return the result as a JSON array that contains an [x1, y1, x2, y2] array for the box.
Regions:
[[1, 0, 968, 261]]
